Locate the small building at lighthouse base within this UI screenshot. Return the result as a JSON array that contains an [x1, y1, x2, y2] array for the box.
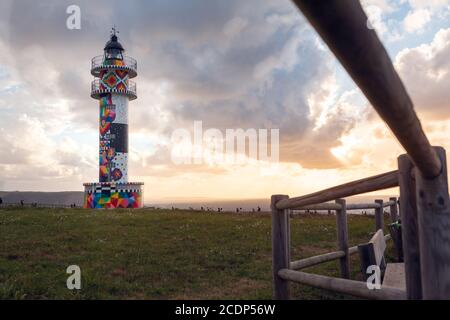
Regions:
[[83, 182, 144, 209]]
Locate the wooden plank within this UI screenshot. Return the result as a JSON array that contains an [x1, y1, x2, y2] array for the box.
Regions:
[[294, 203, 342, 211], [290, 251, 345, 270], [370, 229, 387, 266], [336, 199, 349, 279], [278, 269, 406, 300], [375, 199, 384, 231], [346, 203, 381, 210], [383, 263, 406, 290], [415, 147, 450, 299], [398, 154, 422, 299], [271, 195, 291, 300], [291, 0, 441, 179], [358, 230, 387, 280], [276, 171, 398, 210], [384, 200, 397, 208]]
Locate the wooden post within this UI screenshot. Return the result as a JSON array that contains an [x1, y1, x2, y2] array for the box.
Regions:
[[388, 197, 402, 263], [335, 199, 350, 279], [415, 147, 450, 299], [398, 154, 422, 299], [375, 199, 384, 231], [271, 194, 290, 300], [389, 197, 398, 222]]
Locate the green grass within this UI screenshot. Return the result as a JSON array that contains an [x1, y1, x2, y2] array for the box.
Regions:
[[0, 208, 395, 300]]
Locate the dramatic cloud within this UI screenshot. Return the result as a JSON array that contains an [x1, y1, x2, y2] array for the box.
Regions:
[[395, 28, 450, 118]]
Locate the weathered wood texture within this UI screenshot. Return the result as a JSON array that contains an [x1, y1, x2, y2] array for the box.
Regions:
[[383, 263, 406, 291], [375, 200, 384, 232], [389, 197, 399, 221], [276, 171, 398, 210], [272, 195, 291, 300], [278, 269, 406, 300], [388, 198, 402, 260], [415, 147, 450, 299], [398, 154, 422, 300], [294, 203, 342, 211], [346, 203, 381, 210], [290, 251, 345, 270], [382, 200, 396, 208], [388, 224, 403, 262], [336, 199, 349, 279]]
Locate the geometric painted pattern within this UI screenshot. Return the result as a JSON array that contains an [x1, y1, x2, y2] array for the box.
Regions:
[[84, 190, 142, 209], [100, 69, 129, 92]]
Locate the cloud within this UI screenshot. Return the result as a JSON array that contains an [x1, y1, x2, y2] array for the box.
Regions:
[[401, 0, 449, 34], [0, 0, 352, 188], [403, 8, 431, 33], [395, 28, 450, 118]]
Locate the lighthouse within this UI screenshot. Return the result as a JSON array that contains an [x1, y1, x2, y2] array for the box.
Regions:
[[83, 28, 144, 209]]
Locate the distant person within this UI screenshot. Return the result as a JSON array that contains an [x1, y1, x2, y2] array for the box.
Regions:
[[20, 200, 24, 207], [257, 206, 261, 212], [236, 208, 239, 213], [0, 197, 3, 206]]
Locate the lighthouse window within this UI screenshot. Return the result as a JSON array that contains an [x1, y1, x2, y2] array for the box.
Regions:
[[105, 49, 123, 60]]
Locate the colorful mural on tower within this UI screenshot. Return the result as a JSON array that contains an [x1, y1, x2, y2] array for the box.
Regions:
[[99, 69, 129, 92], [99, 92, 128, 184], [84, 188, 142, 209], [83, 31, 143, 209]]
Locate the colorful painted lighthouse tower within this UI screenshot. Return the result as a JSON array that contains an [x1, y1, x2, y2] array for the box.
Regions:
[[83, 29, 144, 209]]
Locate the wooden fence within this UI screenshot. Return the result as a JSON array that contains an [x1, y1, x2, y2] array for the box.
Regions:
[[271, 0, 450, 300]]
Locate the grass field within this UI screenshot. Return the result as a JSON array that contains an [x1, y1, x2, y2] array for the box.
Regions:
[[0, 207, 395, 300]]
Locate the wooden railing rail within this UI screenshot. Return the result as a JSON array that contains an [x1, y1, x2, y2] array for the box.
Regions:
[[292, 201, 398, 212], [278, 269, 406, 300], [290, 234, 392, 271], [275, 170, 398, 210], [272, 193, 397, 299]]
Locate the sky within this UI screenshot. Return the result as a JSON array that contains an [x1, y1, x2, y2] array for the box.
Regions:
[[0, 0, 449, 203]]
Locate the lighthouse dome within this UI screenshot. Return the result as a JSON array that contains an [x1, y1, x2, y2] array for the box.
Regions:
[[104, 34, 124, 52]]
